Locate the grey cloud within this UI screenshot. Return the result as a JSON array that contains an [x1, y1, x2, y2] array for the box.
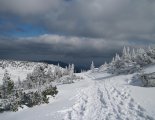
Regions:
[[0, 0, 155, 41], [0, 34, 128, 66], [0, 0, 61, 15], [0, 34, 154, 67]]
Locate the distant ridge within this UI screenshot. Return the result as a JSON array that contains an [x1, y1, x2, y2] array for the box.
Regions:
[[38, 60, 69, 68], [0, 59, 85, 73]]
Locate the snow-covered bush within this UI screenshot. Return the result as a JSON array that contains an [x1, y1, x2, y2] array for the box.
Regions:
[[130, 72, 155, 87], [24, 64, 55, 89], [57, 74, 83, 84], [58, 75, 74, 84], [0, 65, 59, 112], [140, 72, 155, 87], [0, 85, 58, 112], [42, 85, 58, 98]]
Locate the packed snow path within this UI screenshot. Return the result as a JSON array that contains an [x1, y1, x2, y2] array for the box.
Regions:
[[64, 73, 154, 120]]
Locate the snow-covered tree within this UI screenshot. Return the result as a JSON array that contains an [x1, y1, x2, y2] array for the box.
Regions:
[[1, 70, 14, 98], [131, 48, 136, 60], [115, 53, 121, 62], [135, 48, 152, 66], [90, 61, 95, 73], [122, 46, 127, 59], [140, 72, 155, 87], [70, 64, 74, 80], [147, 46, 155, 60], [63, 66, 70, 75], [107, 46, 144, 74], [17, 76, 22, 88], [98, 62, 108, 72]]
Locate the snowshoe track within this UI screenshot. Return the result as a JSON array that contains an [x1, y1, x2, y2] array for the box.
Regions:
[[64, 74, 154, 120]]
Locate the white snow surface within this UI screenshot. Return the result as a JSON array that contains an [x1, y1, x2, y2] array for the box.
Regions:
[[1, 70, 155, 120], [143, 64, 155, 74]]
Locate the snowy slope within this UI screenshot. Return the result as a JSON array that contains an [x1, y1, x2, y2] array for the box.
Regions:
[[0, 70, 155, 120], [64, 73, 155, 120]]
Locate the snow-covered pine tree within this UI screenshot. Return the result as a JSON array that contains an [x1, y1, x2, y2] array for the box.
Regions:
[[2, 70, 14, 98], [47, 66, 55, 83], [131, 48, 136, 60], [63, 66, 69, 75], [98, 62, 108, 72], [54, 65, 61, 78], [126, 47, 131, 60], [17, 76, 22, 88], [68, 64, 71, 71], [115, 53, 121, 62], [147, 46, 155, 60], [135, 48, 151, 66], [122, 46, 127, 59], [90, 61, 95, 73], [70, 64, 74, 80]]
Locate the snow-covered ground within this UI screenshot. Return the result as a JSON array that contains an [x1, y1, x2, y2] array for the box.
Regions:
[[1, 68, 155, 120], [64, 72, 155, 120]]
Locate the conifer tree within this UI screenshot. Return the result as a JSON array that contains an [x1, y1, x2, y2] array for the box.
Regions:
[[2, 70, 14, 98], [122, 46, 127, 59], [131, 48, 136, 60], [70, 64, 74, 79], [90, 61, 95, 73]]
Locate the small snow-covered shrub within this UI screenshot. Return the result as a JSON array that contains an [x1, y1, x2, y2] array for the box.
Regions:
[[42, 85, 58, 98], [0, 99, 10, 112], [58, 76, 74, 84], [10, 101, 19, 112], [140, 72, 155, 87], [58, 75, 83, 84], [21, 91, 43, 107]]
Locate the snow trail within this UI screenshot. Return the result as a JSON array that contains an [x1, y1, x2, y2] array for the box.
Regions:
[[64, 73, 154, 120]]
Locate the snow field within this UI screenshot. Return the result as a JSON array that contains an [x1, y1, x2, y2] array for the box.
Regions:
[[64, 73, 154, 120]]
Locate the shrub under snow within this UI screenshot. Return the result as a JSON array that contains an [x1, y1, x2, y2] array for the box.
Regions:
[[140, 72, 155, 87]]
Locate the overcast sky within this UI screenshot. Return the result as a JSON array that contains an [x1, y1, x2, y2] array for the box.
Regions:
[[0, 0, 155, 68]]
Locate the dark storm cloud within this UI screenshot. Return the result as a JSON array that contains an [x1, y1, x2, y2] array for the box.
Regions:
[[0, 34, 127, 66], [0, 35, 123, 56], [0, 0, 155, 40], [0, 35, 154, 67]]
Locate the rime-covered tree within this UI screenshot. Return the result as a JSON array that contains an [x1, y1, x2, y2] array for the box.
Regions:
[[17, 76, 22, 88], [70, 64, 74, 79], [135, 48, 152, 66], [2, 70, 14, 98], [131, 48, 136, 60], [146, 46, 155, 60], [122, 46, 127, 59], [90, 61, 95, 73]]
